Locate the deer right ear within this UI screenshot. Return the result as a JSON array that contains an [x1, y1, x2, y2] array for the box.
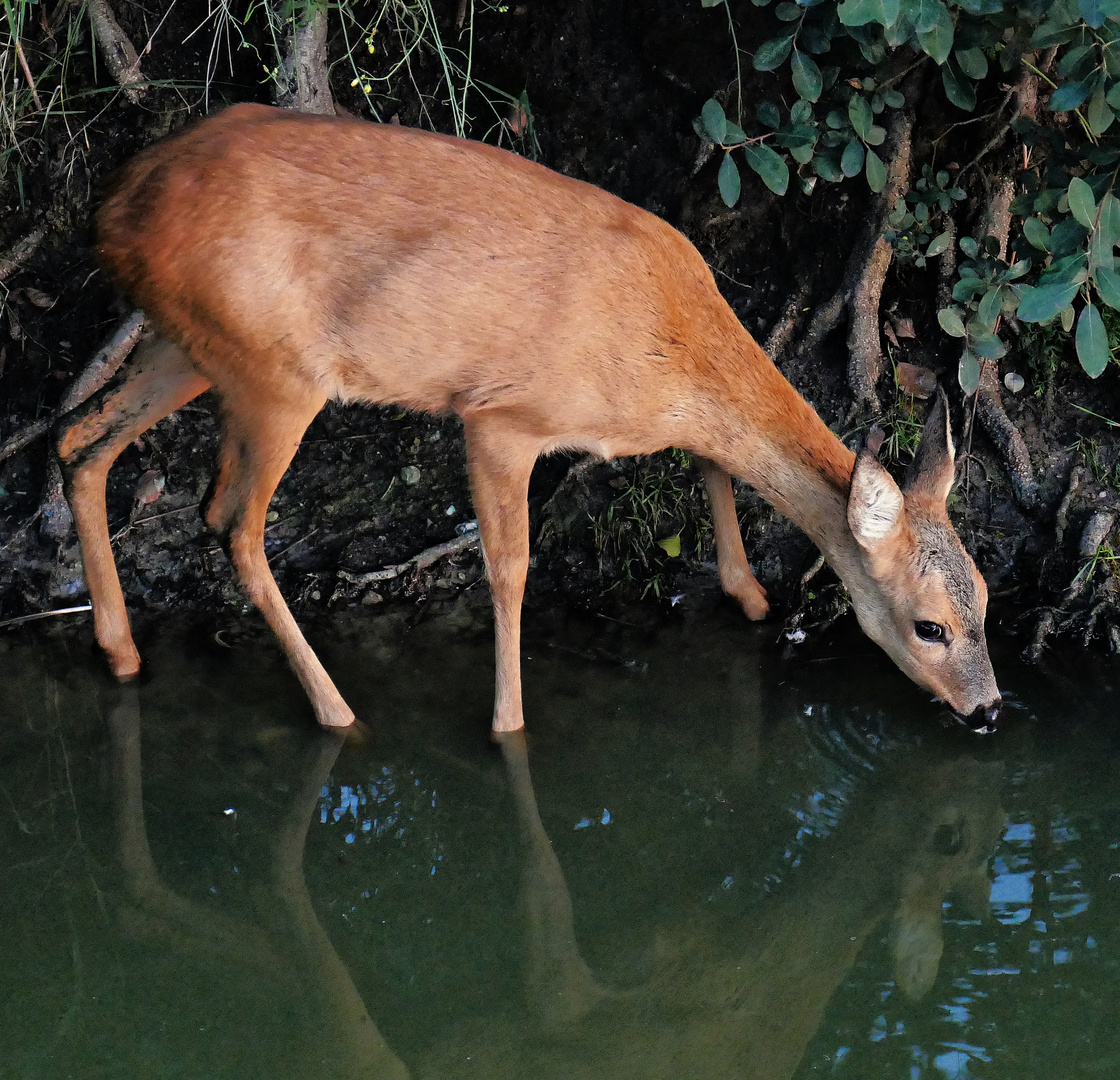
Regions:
[[904, 385, 955, 506], [847, 437, 904, 552]]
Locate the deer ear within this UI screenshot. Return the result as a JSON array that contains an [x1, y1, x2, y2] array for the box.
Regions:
[[904, 385, 955, 505], [848, 435, 904, 551]]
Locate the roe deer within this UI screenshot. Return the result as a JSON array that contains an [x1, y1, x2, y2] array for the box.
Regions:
[[56, 103, 1001, 734]]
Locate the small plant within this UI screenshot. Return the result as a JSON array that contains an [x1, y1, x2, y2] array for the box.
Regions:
[[591, 451, 711, 599], [879, 369, 925, 464], [885, 165, 965, 266]]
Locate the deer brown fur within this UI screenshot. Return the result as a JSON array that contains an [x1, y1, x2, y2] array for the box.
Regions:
[[56, 103, 1001, 733]]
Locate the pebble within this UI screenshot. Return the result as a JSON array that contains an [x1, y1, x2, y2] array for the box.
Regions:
[[1004, 371, 1025, 393], [400, 465, 421, 485]]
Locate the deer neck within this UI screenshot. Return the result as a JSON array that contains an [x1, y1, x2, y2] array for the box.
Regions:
[[691, 330, 872, 587]]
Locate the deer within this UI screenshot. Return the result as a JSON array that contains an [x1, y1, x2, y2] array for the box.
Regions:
[[55, 103, 1001, 736]]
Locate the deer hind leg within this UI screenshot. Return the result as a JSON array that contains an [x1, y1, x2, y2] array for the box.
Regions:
[[55, 337, 211, 678], [464, 418, 539, 733], [697, 456, 769, 620], [204, 390, 355, 728]]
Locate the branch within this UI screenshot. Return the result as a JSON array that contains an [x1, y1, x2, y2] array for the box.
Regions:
[[0, 226, 46, 283], [82, 0, 146, 103], [0, 310, 145, 466]]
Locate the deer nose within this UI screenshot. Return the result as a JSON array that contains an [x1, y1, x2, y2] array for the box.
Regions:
[[959, 699, 1001, 735]]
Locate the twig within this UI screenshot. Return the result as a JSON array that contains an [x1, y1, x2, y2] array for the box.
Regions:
[[0, 310, 144, 466], [110, 502, 200, 543], [267, 527, 320, 565], [0, 226, 46, 283], [336, 528, 481, 585], [0, 605, 91, 631], [13, 35, 44, 110]]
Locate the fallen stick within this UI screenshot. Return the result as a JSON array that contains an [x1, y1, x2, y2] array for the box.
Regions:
[[337, 527, 481, 586], [0, 226, 47, 283], [0, 604, 92, 631], [0, 309, 144, 466]]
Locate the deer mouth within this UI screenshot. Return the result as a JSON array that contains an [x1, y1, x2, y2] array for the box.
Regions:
[[951, 701, 1001, 735]]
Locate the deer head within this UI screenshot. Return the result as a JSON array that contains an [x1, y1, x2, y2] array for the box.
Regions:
[[845, 389, 1001, 733]]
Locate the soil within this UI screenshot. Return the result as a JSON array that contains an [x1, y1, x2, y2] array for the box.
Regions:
[[1, 1, 1119, 661]]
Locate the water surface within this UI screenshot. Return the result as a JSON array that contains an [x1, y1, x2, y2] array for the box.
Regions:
[[2, 606, 1118, 1079]]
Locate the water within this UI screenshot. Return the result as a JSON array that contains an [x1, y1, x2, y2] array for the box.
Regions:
[[2, 605, 1119, 1080]]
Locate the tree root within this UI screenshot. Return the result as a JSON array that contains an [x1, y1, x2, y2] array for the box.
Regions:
[[0, 309, 145, 466], [273, 8, 335, 115], [966, 172, 1038, 510], [82, 0, 146, 103], [795, 91, 915, 417], [1024, 467, 1120, 658]]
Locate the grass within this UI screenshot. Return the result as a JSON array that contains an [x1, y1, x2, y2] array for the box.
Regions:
[[590, 450, 712, 599]]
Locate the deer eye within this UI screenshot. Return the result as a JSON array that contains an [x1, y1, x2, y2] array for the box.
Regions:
[[915, 620, 945, 642]]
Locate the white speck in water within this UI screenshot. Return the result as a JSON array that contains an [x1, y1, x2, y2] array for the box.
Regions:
[[786, 628, 807, 644]]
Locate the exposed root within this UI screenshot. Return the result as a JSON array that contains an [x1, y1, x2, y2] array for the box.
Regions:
[[967, 175, 1037, 510], [273, 7, 335, 115], [763, 279, 811, 362], [83, 0, 146, 103], [795, 90, 915, 417], [974, 357, 1037, 509], [0, 310, 145, 466]]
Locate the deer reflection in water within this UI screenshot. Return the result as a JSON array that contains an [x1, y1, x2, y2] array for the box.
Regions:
[[107, 687, 408, 1080], [107, 688, 1004, 1080]]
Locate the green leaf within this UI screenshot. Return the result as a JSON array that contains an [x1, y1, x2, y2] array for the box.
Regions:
[[744, 143, 789, 195], [791, 49, 823, 102], [916, 3, 954, 64], [1023, 216, 1051, 251], [1000, 259, 1031, 282], [881, 88, 905, 108], [1076, 302, 1111, 377], [909, 0, 944, 33], [1088, 88, 1115, 135], [958, 351, 981, 395], [754, 36, 794, 72], [1098, 192, 1120, 251], [701, 98, 727, 143], [926, 230, 952, 257], [977, 286, 1002, 329], [1079, 0, 1105, 28], [959, 236, 979, 259], [1094, 265, 1120, 309], [725, 120, 748, 143], [864, 124, 887, 146], [1050, 75, 1095, 113], [1016, 280, 1081, 322], [849, 95, 873, 138], [1068, 176, 1098, 229], [953, 276, 988, 302], [864, 147, 887, 192], [657, 534, 682, 557], [955, 46, 988, 81], [942, 59, 977, 111], [937, 307, 967, 337], [1062, 304, 1076, 332], [814, 152, 844, 182], [1093, 264, 1120, 306], [841, 138, 866, 176], [971, 331, 1007, 359], [837, 0, 886, 26], [757, 100, 782, 129], [718, 152, 741, 206]]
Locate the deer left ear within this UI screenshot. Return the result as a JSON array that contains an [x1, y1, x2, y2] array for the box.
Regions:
[[904, 385, 955, 506], [848, 430, 904, 552]]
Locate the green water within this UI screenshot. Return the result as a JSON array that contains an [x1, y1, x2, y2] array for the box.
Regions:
[[1, 606, 1118, 1080]]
